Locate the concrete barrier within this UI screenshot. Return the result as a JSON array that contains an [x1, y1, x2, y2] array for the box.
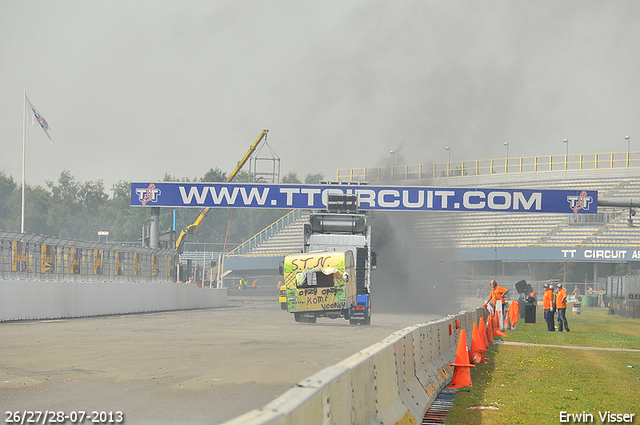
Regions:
[[0, 280, 227, 321], [221, 308, 483, 425]]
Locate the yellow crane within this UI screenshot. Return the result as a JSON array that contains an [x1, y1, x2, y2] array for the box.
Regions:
[[174, 129, 269, 253]]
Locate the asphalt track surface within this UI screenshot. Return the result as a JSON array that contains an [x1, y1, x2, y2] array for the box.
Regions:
[[1, 296, 441, 425]]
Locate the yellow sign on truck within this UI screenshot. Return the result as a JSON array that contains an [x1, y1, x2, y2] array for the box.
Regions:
[[283, 250, 356, 323]]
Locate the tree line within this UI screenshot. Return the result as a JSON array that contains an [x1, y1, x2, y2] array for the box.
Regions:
[[0, 169, 323, 251]]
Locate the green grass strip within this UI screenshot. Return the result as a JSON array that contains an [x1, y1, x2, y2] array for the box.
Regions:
[[446, 306, 640, 424]]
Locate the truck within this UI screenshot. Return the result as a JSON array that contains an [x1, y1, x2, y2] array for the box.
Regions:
[[282, 192, 376, 325]]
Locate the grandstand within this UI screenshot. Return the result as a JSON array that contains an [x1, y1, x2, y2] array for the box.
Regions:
[[401, 173, 640, 249], [226, 209, 309, 258], [222, 150, 640, 287]]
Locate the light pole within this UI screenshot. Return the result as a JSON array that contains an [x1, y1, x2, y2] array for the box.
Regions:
[[389, 150, 395, 180], [445, 146, 450, 177], [563, 139, 569, 170], [563, 139, 568, 156], [504, 142, 509, 173], [626, 135, 630, 153], [626, 135, 630, 167]]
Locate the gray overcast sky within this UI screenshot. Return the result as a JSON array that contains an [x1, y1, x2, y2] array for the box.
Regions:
[[2, 1, 639, 191]]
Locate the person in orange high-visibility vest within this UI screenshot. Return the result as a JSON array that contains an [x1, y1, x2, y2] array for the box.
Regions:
[[556, 283, 570, 332], [543, 283, 555, 331], [485, 280, 508, 314]]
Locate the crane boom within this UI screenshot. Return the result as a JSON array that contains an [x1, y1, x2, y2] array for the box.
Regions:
[[174, 129, 269, 253]]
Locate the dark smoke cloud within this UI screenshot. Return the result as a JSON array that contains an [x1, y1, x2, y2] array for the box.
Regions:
[[371, 211, 461, 316]]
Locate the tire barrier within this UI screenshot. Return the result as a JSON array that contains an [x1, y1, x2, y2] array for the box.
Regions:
[[222, 308, 484, 425]]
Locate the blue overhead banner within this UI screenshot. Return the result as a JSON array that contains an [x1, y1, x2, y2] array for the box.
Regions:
[[131, 182, 598, 214]]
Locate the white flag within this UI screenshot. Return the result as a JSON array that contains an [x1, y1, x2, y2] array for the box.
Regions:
[[25, 95, 53, 143]]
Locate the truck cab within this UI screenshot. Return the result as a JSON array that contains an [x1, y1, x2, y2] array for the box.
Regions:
[[283, 190, 376, 325], [283, 250, 356, 323]]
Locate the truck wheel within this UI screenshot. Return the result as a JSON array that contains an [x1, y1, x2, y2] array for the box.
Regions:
[[294, 313, 302, 322], [363, 316, 371, 325], [281, 302, 288, 310], [349, 318, 358, 326]]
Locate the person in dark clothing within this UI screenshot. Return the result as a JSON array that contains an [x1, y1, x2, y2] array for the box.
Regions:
[[556, 283, 570, 332], [543, 283, 555, 331]]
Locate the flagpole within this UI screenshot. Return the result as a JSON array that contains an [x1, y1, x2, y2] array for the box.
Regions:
[[21, 90, 27, 233]]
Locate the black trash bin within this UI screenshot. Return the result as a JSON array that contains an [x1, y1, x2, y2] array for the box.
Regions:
[[524, 304, 536, 323], [518, 300, 526, 318]]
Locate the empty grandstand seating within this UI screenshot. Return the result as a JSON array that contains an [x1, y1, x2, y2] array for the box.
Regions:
[[226, 209, 310, 258], [391, 174, 640, 249], [595, 216, 640, 246]]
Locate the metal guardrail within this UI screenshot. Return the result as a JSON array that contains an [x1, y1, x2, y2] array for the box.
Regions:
[[179, 251, 219, 264], [225, 209, 301, 257], [337, 151, 640, 182], [0, 231, 176, 282]]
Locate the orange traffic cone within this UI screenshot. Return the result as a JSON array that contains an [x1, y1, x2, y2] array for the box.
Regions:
[[468, 322, 486, 364], [448, 329, 475, 388], [493, 325, 508, 338], [503, 316, 511, 330], [490, 310, 508, 338], [493, 313, 508, 338], [486, 315, 495, 344], [478, 318, 489, 352]]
